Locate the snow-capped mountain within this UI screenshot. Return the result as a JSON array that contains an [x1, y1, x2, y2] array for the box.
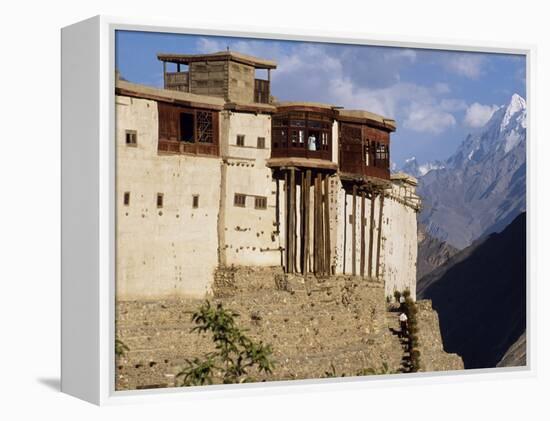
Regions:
[[401, 156, 445, 178], [416, 94, 527, 249]]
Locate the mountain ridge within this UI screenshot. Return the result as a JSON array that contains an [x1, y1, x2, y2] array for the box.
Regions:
[[404, 93, 526, 249]]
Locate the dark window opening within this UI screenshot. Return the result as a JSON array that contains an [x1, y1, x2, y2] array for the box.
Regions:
[[123, 192, 130, 206], [125, 130, 137, 146], [179, 113, 194, 142], [156, 193, 164, 208], [192, 195, 199, 208], [257, 137, 266, 149], [234, 193, 246, 207], [236, 135, 245, 147], [254, 196, 267, 210]]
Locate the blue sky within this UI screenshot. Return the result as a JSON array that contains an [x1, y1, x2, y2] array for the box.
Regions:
[[116, 30, 526, 167]]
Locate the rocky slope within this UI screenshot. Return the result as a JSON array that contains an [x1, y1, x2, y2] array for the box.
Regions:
[[418, 212, 526, 369], [411, 94, 527, 249], [417, 224, 459, 280], [497, 332, 526, 368]]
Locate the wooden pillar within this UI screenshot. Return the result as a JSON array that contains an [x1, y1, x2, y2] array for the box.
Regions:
[[319, 174, 324, 274], [368, 190, 376, 278], [323, 175, 331, 275], [352, 185, 357, 276], [302, 170, 311, 275], [162, 61, 167, 89], [376, 194, 385, 279], [276, 177, 282, 267], [289, 168, 296, 274], [284, 170, 289, 273], [313, 174, 319, 274], [360, 190, 366, 277], [177, 63, 181, 72], [342, 190, 347, 275]]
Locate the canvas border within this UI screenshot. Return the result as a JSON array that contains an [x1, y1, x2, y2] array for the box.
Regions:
[[62, 14, 535, 405]]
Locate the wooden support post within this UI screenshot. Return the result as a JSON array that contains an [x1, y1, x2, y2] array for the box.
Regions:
[[342, 190, 347, 275], [276, 177, 282, 267], [289, 168, 296, 274], [324, 176, 331, 275], [314, 173, 322, 275], [360, 190, 366, 277], [303, 170, 311, 275], [162, 61, 167, 89], [177, 63, 181, 72], [313, 174, 319, 274], [352, 185, 357, 276], [376, 194, 385, 279], [368, 190, 376, 278], [284, 170, 289, 273]]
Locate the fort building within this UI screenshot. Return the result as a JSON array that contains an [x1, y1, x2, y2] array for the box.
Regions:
[[115, 50, 421, 301]]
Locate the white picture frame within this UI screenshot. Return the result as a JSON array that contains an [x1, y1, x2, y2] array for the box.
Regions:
[[61, 15, 535, 406]]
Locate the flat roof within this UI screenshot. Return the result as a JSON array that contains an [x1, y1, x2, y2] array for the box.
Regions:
[[391, 172, 418, 186], [115, 80, 225, 110], [157, 51, 277, 69], [338, 109, 397, 131], [275, 101, 337, 110]]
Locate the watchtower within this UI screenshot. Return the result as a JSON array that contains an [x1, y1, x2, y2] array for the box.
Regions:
[[158, 50, 277, 104]]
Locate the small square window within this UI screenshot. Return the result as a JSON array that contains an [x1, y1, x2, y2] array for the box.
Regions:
[[123, 192, 130, 206], [125, 130, 137, 146], [257, 137, 266, 149], [254, 196, 267, 210], [192, 195, 199, 209], [234, 193, 246, 207], [156, 193, 164, 208], [236, 135, 245, 147]]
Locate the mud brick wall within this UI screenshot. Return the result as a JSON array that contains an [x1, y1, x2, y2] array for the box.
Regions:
[[415, 300, 464, 372], [116, 267, 404, 390]]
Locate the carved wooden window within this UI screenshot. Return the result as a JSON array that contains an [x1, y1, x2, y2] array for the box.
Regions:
[[236, 134, 245, 147], [375, 143, 389, 168], [271, 110, 332, 160], [254, 196, 267, 210], [125, 130, 137, 146], [123, 192, 130, 206], [234, 193, 246, 207], [158, 102, 218, 156], [192, 195, 199, 208], [196, 111, 214, 143]]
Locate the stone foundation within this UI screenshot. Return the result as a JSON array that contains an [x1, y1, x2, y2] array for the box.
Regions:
[[116, 269, 462, 390], [415, 300, 464, 372]]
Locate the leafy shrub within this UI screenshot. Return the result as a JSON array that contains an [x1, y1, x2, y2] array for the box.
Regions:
[[176, 301, 274, 386], [115, 339, 129, 357], [393, 290, 402, 303], [402, 295, 421, 372]]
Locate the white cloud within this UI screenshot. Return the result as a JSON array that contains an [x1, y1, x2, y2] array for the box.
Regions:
[[193, 38, 464, 135], [403, 102, 457, 134], [463, 102, 499, 128], [443, 53, 486, 79], [383, 49, 417, 62]]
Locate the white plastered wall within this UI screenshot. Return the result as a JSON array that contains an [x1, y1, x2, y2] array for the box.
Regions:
[[115, 95, 221, 299], [220, 112, 281, 266], [380, 181, 419, 299], [333, 176, 419, 299]]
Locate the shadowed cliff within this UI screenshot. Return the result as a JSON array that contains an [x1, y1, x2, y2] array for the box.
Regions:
[[418, 212, 526, 369]]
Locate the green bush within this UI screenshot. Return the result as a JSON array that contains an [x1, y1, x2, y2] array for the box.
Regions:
[[115, 339, 129, 357], [402, 295, 421, 372], [176, 301, 274, 386], [393, 290, 402, 302]]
